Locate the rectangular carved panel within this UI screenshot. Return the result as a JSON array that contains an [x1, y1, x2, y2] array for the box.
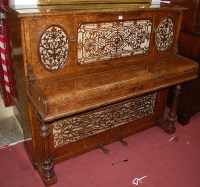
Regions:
[[53, 92, 157, 148], [77, 20, 152, 64]]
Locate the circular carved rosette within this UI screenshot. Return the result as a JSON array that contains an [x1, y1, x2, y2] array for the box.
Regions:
[[155, 18, 174, 52], [39, 25, 69, 71]]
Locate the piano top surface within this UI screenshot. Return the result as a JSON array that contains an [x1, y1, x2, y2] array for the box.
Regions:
[[7, 3, 187, 18]]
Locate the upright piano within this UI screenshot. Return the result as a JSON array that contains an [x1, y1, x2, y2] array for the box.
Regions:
[[4, 1, 198, 185]]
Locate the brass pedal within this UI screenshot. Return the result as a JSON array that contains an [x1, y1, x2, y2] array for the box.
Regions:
[[118, 138, 128, 146], [98, 144, 109, 154]]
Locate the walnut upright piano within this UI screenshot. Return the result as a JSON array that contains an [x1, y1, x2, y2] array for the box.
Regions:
[[5, 1, 198, 185]]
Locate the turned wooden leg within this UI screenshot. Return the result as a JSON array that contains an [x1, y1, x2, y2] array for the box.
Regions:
[[158, 85, 182, 134], [166, 85, 182, 133], [37, 113, 57, 185]]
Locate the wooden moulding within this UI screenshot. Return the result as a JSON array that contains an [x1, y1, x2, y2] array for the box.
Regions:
[[37, 0, 152, 5]]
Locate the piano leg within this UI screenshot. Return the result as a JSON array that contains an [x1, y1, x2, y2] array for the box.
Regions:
[[37, 113, 57, 185], [166, 84, 182, 133], [159, 85, 182, 134]]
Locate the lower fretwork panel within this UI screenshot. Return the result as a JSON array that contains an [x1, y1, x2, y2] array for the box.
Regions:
[[53, 92, 157, 148]]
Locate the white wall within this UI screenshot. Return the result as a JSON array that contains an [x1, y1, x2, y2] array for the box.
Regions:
[[10, 0, 37, 5]]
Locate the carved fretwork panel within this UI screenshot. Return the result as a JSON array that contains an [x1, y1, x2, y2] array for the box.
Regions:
[[156, 17, 174, 51], [77, 20, 152, 64], [39, 25, 69, 71], [53, 92, 157, 148]]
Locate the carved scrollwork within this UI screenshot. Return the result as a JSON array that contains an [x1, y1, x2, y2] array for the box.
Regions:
[[155, 17, 174, 51], [53, 92, 157, 148], [39, 25, 69, 71], [77, 20, 152, 64]]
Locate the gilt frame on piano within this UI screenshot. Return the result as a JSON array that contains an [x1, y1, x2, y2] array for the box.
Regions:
[[37, 0, 151, 5]]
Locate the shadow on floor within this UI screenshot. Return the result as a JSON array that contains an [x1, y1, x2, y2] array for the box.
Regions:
[[0, 116, 23, 147]]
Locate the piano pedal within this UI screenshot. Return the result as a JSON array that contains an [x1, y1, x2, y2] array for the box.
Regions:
[[98, 144, 109, 154], [118, 137, 128, 146]]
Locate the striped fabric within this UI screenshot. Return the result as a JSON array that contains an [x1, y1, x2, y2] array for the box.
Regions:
[[0, 35, 11, 94]]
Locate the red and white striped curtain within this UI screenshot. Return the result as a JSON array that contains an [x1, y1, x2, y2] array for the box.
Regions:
[[0, 0, 14, 107], [0, 35, 11, 94]]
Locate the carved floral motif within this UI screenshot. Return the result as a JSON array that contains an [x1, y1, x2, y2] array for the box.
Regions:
[[77, 20, 152, 64], [53, 92, 157, 148], [156, 18, 174, 51], [39, 25, 69, 71]]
